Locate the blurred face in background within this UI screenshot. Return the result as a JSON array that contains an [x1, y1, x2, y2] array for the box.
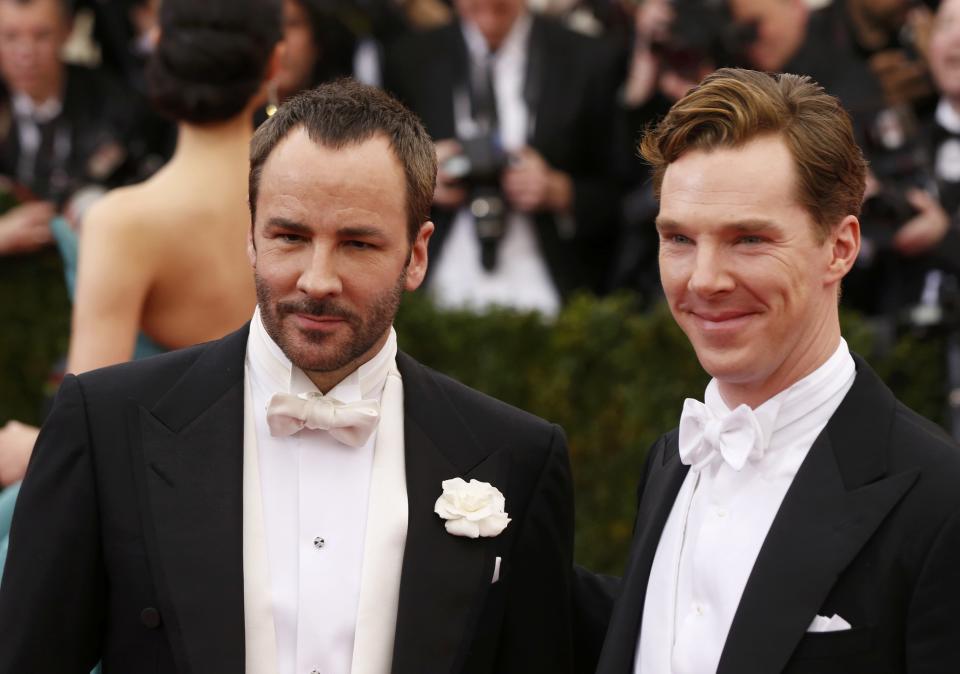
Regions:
[[454, 0, 526, 51], [930, 0, 960, 103], [275, 0, 319, 99], [729, 0, 808, 73], [0, 0, 70, 102]]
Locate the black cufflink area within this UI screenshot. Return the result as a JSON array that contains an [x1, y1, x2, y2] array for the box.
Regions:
[[140, 607, 162, 629]]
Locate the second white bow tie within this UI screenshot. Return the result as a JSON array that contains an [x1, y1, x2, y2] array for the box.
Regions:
[[266, 391, 380, 447], [678, 399, 765, 472]]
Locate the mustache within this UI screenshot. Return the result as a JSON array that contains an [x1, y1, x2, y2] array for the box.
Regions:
[[277, 298, 358, 322]]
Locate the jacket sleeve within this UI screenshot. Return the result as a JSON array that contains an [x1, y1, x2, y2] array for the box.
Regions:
[[906, 505, 960, 672], [0, 374, 105, 672], [494, 423, 576, 673]]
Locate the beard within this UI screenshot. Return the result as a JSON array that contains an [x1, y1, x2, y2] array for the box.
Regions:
[[255, 268, 406, 375]]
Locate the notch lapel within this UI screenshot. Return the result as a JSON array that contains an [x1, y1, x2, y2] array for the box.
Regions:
[[129, 326, 250, 674], [391, 353, 504, 674], [597, 432, 689, 673], [717, 358, 920, 674]]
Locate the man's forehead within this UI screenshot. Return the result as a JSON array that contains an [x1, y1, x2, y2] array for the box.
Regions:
[[0, 0, 68, 24], [663, 138, 796, 193], [262, 128, 396, 172]]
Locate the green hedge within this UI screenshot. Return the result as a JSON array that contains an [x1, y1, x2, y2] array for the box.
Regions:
[[0, 249, 70, 425], [0, 267, 948, 574]]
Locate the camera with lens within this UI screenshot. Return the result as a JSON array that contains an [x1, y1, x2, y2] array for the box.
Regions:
[[859, 106, 933, 256], [441, 133, 512, 271], [650, 0, 757, 81]]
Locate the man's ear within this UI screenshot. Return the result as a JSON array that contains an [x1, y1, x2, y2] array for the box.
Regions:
[[247, 226, 257, 267], [825, 215, 860, 285], [404, 221, 435, 291]]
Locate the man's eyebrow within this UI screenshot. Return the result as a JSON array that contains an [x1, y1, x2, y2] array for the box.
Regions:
[[655, 217, 780, 232], [655, 217, 681, 233], [338, 225, 386, 239], [263, 220, 387, 239], [265, 216, 311, 233]]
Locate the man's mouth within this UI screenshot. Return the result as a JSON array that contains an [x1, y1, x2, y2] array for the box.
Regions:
[[687, 309, 757, 331]]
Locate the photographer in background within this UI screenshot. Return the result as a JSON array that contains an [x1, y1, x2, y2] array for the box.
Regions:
[[609, 0, 755, 300], [852, 0, 960, 321], [384, 0, 622, 315]]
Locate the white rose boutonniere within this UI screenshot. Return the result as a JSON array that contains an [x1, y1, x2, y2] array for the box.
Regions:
[[434, 477, 511, 538]]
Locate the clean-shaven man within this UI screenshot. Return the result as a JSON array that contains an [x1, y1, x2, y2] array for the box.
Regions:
[[0, 80, 577, 674], [597, 68, 960, 673]]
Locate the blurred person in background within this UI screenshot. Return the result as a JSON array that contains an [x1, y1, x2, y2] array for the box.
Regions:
[[608, 0, 732, 301], [73, 0, 175, 168], [0, 0, 280, 490], [257, 0, 357, 123], [74, 0, 160, 95], [0, 0, 152, 254], [261, 0, 454, 121], [384, 0, 623, 315]]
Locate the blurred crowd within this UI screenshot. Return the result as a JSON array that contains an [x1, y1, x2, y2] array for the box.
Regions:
[[5, 0, 960, 312], [3, 0, 960, 457]]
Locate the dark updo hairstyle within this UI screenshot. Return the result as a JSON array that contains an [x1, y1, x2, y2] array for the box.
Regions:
[[146, 0, 282, 124]]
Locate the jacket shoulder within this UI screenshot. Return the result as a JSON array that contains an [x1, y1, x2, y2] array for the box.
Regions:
[[75, 329, 245, 407]]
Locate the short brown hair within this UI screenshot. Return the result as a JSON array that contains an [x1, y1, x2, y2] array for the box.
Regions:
[[640, 68, 867, 240], [249, 79, 437, 243]]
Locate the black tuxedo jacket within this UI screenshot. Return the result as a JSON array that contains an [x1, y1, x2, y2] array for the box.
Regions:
[[382, 16, 623, 297], [596, 356, 960, 674], [0, 325, 576, 673]]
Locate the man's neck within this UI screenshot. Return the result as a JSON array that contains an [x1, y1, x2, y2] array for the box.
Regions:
[[717, 331, 843, 410]]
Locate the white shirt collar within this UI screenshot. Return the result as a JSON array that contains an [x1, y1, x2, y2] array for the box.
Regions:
[[937, 98, 960, 135], [247, 306, 397, 404], [12, 91, 62, 124], [703, 338, 855, 448], [461, 10, 532, 62]]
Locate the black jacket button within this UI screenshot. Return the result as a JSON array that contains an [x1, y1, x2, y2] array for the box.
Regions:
[[140, 607, 161, 629]]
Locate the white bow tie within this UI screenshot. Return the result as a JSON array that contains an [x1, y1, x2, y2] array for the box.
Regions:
[[265, 391, 380, 447], [678, 399, 766, 472]]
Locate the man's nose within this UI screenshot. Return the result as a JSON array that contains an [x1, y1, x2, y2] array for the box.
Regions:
[[296, 247, 343, 298], [687, 244, 735, 296]]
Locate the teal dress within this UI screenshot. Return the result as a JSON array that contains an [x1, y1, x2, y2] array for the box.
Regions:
[[1, 216, 168, 673]]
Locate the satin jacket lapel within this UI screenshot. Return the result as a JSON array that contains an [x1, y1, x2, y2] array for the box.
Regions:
[[391, 353, 504, 674], [597, 432, 689, 674], [717, 357, 919, 674], [129, 325, 251, 674]]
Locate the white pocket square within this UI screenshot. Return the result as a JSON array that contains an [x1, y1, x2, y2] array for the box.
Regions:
[[491, 556, 502, 584], [807, 613, 852, 632]]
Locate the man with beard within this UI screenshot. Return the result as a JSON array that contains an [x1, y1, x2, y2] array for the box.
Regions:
[[0, 80, 578, 674]]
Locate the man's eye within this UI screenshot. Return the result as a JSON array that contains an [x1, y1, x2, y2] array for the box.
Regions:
[[738, 235, 764, 244], [345, 240, 373, 250], [664, 233, 692, 244], [278, 233, 304, 243]]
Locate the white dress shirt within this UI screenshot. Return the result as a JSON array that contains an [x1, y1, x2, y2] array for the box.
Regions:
[[11, 92, 69, 189], [636, 339, 857, 674], [429, 12, 562, 316], [246, 309, 395, 674]]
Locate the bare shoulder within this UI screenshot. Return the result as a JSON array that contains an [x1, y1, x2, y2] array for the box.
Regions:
[[78, 183, 168, 270], [81, 173, 193, 250]]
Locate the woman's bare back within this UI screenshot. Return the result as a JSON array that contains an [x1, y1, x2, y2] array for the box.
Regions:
[[68, 130, 256, 373]]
